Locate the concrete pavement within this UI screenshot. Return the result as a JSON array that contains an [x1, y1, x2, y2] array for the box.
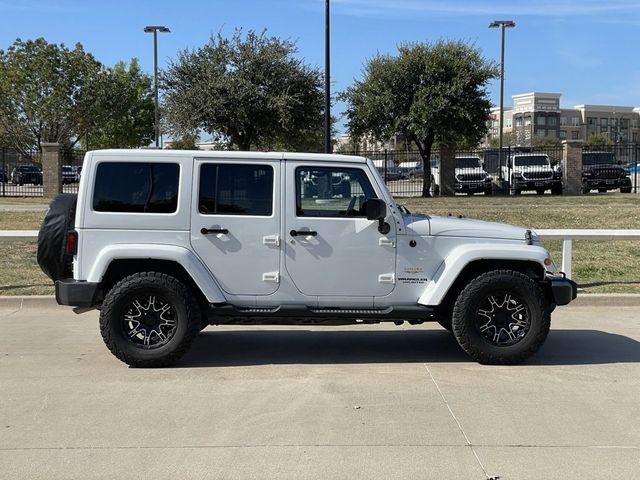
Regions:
[[0, 303, 639, 479]]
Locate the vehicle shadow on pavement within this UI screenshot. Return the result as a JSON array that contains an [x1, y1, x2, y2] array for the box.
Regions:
[[179, 329, 640, 367]]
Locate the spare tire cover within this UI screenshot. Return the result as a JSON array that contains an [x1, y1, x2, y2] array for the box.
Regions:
[[37, 193, 78, 281]]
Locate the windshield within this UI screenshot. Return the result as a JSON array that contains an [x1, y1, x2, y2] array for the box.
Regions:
[[513, 155, 549, 167], [455, 157, 481, 169], [583, 153, 616, 166]]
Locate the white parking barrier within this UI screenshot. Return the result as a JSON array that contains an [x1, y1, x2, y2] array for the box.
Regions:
[[0, 230, 38, 242], [536, 229, 640, 279]]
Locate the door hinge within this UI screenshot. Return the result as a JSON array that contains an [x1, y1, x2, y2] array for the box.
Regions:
[[263, 235, 280, 247], [378, 273, 395, 284], [262, 272, 280, 283], [378, 237, 395, 247]]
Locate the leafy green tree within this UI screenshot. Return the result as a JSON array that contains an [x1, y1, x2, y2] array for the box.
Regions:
[[168, 133, 198, 150], [0, 38, 103, 154], [487, 131, 515, 148], [584, 133, 613, 150], [340, 41, 498, 196], [85, 59, 154, 149], [162, 29, 325, 151], [531, 135, 562, 148]]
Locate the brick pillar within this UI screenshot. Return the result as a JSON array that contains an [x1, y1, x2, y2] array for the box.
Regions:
[[439, 145, 456, 196], [41, 143, 62, 198], [562, 140, 583, 195]]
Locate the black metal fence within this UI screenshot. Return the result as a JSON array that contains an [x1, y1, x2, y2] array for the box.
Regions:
[[344, 144, 639, 196], [1, 144, 639, 198], [60, 147, 84, 194], [0, 148, 43, 197], [0, 147, 84, 197]]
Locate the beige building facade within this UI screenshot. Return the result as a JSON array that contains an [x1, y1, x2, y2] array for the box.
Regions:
[[487, 92, 640, 146]]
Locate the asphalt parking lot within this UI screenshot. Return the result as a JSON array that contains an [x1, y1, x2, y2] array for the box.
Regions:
[[1, 300, 639, 480]]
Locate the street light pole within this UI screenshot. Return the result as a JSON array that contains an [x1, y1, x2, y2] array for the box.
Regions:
[[324, 0, 332, 153], [144, 25, 170, 148], [489, 21, 515, 171]]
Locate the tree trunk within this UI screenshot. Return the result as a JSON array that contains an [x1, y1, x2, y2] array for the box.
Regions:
[[415, 135, 435, 197]]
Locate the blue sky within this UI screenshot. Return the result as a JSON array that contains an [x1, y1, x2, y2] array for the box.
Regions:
[[2, 0, 640, 134]]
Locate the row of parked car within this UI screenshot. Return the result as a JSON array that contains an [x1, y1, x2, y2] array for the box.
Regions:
[[0, 165, 81, 185], [375, 151, 635, 195]]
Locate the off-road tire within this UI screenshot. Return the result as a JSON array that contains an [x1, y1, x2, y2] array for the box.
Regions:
[[484, 188, 493, 196], [621, 186, 632, 194], [451, 270, 551, 365], [100, 272, 201, 368], [551, 184, 563, 195], [535, 188, 545, 195], [598, 187, 607, 193]]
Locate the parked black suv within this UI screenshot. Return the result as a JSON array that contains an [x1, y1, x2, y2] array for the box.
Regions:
[[582, 152, 632, 193], [11, 165, 43, 185]]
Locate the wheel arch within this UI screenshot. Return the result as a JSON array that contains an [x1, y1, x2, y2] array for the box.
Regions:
[[418, 245, 549, 311], [88, 244, 226, 304]]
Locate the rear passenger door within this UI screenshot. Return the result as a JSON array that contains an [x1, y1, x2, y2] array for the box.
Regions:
[[190, 159, 281, 296]]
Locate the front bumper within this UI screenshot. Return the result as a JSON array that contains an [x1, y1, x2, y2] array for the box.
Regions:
[[548, 275, 578, 306], [584, 177, 631, 189], [455, 180, 491, 192], [55, 279, 100, 307]]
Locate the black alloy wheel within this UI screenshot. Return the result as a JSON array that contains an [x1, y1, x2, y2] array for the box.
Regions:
[[474, 292, 531, 347], [121, 294, 178, 348]]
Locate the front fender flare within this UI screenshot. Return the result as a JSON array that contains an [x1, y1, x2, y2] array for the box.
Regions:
[[418, 244, 549, 306], [87, 244, 226, 303]]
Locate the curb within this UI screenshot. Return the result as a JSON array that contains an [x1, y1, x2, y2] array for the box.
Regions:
[[570, 294, 640, 307], [0, 295, 60, 309], [2, 294, 640, 308]]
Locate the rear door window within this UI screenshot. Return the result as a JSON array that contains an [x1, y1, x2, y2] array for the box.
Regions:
[[199, 164, 274, 216], [93, 162, 179, 213]]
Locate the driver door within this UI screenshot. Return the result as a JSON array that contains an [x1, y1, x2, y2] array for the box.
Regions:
[[284, 162, 396, 298]]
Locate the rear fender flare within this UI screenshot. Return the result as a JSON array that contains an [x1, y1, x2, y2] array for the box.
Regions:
[[87, 244, 226, 303]]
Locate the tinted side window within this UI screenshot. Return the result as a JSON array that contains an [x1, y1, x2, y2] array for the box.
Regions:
[[93, 162, 179, 213], [199, 164, 273, 216], [296, 167, 378, 218]]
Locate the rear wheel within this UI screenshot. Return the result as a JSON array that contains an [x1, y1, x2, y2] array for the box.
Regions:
[[100, 272, 201, 367], [451, 270, 551, 365]]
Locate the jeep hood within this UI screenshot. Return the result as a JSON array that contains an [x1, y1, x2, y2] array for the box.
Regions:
[[403, 214, 528, 241]]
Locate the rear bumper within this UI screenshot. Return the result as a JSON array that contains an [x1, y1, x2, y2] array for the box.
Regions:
[[55, 279, 100, 307], [549, 276, 578, 306]]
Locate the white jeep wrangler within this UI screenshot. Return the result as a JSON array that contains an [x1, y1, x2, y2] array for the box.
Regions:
[[38, 150, 576, 367]]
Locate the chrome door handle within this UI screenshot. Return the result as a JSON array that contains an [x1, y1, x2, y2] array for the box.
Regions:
[[201, 227, 229, 235], [290, 229, 317, 237]]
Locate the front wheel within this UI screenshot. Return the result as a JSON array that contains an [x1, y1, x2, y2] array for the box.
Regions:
[[99, 272, 201, 367], [451, 270, 551, 365], [621, 186, 632, 194]]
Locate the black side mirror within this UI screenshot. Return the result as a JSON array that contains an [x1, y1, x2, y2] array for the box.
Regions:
[[365, 198, 390, 234]]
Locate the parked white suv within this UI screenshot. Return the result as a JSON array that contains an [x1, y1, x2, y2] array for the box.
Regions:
[[38, 150, 576, 367], [502, 153, 563, 195]]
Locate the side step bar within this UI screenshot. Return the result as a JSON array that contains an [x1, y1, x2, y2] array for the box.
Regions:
[[206, 304, 435, 325]]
